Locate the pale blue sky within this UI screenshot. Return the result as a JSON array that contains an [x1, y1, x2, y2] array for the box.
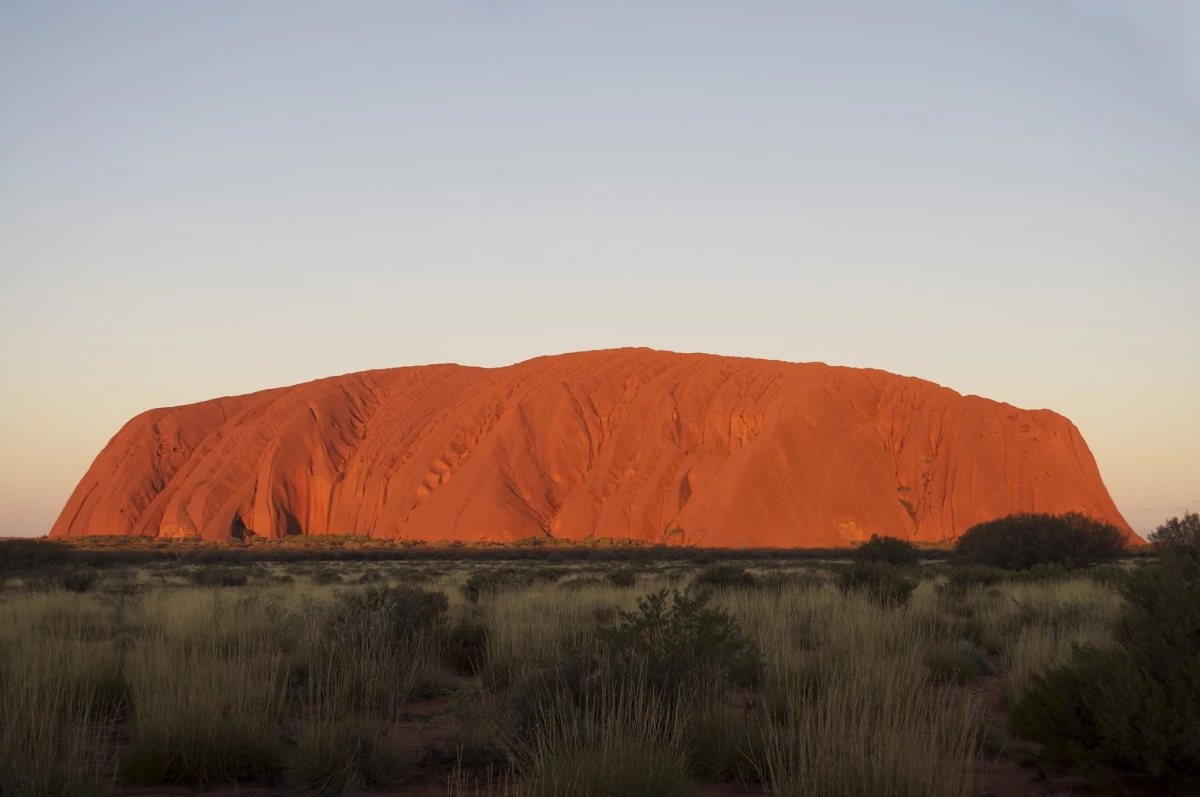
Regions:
[[1, 1, 1197, 537]]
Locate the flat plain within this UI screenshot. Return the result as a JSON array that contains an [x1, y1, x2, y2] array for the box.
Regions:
[[1, 536, 1167, 797]]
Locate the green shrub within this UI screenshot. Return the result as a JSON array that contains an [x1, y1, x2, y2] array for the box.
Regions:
[[756, 570, 825, 591], [606, 568, 637, 588], [298, 585, 447, 723], [59, 570, 97, 594], [500, 648, 601, 741], [938, 565, 1004, 600], [388, 566, 432, 584], [853, 534, 919, 566], [1011, 515, 1200, 781], [1014, 562, 1070, 582], [100, 570, 144, 604], [837, 562, 916, 607], [693, 564, 757, 590], [559, 576, 607, 590], [354, 568, 385, 584], [923, 640, 993, 685], [311, 569, 342, 586], [599, 587, 761, 692], [954, 512, 1126, 570], [462, 568, 534, 602], [1149, 511, 1199, 563], [0, 539, 71, 573], [328, 584, 448, 648], [186, 567, 249, 587], [444, 615, 488, 675], [530, 566, 569, 583]]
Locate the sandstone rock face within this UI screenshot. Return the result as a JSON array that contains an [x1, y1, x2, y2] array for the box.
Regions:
[[51, 349, 1134, 546]]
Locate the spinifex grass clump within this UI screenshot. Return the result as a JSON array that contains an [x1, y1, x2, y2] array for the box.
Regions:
[[517, 681, 692, 797], [289, 717, 411, 792], [737, 582, 985, 797], [760, 659, 981, 797], [122, 594, 288, 784], [0, 628, 121, 797]]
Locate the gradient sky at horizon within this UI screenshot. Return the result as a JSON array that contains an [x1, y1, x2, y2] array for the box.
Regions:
[[1, 1, 1197, 538]]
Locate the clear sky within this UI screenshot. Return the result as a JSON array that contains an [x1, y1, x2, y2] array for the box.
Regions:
[[1, 1, 1197, 538]]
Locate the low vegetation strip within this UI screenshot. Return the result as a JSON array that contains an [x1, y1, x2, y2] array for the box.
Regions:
[[0, 513, 1191, 796]]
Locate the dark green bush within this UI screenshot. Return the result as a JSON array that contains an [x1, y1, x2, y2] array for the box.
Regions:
[[954, 512, 1126, 570], [59, 569, 98, 593], [354, 568, 386, 584], [528, 566, 568, 583], [1011, 515, 1200, 781], [328, 584, 448, 649], [0, 538, 71, 573], [558, 575, 607, 590], [599, 587, 761, 692], [605, 568, 637, 587], [939, 565, 1004, 597], [924, 640, 994, 685], [461, 568, 531, 602], [501, 647, 601, 740], [186, 567, 249, 587], [311, 569, 342, 585], [755, 569, 825, 591], [1014, 562, 1070, 582], [444, 615, 488, 675], [1149, 511, 1199, 563], [692, 564, 757, 590], [852, 534, 919, 566], [24, 574, 57, 592], [837, 562, 916, 607], [100, 570, 144, 602]]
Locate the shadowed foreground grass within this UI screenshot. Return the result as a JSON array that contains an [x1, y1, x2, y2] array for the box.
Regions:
[[0, 557, 1126, 796]]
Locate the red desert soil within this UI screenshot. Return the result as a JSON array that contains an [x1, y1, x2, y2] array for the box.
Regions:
[[52, 348, 1134, 546]]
